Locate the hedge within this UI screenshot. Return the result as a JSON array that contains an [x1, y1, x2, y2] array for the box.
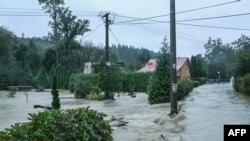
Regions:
[[234, 73, 250, 96], [122, 72, 152, 93], [177, 78, 194, 100], [69, 72, 153, 95]]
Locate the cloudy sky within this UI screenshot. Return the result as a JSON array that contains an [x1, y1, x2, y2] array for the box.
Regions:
[[0, 0, 249, 57]]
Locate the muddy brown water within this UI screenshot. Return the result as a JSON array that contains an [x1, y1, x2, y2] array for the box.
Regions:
[[0, 83, 249, 141]]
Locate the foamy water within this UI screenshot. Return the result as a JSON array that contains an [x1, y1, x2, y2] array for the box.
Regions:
[[1, 84, 249, 141]]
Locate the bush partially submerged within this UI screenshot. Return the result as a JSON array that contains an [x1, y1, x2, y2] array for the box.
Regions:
[[192, 80, 200, 87], [234, 73, 250, 96], [87, 87, 104, 100], [0, 107, 113, 141], [177, 78, 194, 100], [8, 86, 18, 97]]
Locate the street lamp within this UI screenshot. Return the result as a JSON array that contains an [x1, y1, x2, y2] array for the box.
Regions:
[[217, 52, 223, 84]]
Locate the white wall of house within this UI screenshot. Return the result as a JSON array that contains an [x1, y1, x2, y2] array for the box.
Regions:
[[84, 62, 92, 74]]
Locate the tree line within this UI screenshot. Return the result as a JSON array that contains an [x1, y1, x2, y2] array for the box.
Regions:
[[1, 0, 250, 96], [190, 35, 250, 80], [0, 26, 156, 90]]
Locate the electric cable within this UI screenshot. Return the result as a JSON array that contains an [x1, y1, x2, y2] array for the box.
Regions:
[[177, 12, 250, 22], [115, 17, 166, 35], [177, 23, 250, 31], [82, 23, 104, 40], [115, 12, 250, 25], [114, 0, 241, 24], [109, 28, 120, 44]]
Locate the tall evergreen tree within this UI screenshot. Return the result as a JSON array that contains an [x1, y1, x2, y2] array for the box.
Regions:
[[196, 54, 204, 77], [51, 71, 60, 109], [191, 54, 205, 78], [191, 56, 196, 78], [147, 37, 171, 104]]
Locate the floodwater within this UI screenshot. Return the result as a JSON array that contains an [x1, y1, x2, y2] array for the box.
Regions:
[[0, 83, 249, 141], [180, 84, 250, 141]]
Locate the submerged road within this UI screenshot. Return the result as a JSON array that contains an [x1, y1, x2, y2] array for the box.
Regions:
[[0, 83, 249, 141], [180, 83, 250, 141]]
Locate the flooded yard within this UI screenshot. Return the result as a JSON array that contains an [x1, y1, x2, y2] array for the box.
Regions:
[[0, 83, 249, 141]]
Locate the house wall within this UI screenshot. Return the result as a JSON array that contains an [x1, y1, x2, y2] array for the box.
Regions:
[[84, 62, 92, 74], [177, 61, 191, 81]]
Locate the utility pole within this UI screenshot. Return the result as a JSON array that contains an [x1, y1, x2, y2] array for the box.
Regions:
[[103, 12, 111, 99], [170, 0, 178, 115], [105, 13, 110, 65]]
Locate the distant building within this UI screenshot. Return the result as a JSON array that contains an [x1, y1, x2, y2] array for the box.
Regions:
[[83, 62, 92, 74], [83, 62, 124, 74], [137, 59, 157, 72], [138, 57, 191, 80], [176, 57, 191, 80]]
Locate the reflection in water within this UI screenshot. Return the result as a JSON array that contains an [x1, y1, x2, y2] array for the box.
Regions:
[[0, 84, 249, 141]]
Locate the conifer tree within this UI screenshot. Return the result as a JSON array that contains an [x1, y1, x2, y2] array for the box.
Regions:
[[148, 37, 171, 104], [51, 71, 60, 109]]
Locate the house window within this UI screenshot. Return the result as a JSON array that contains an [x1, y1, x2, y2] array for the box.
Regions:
[[147, 63, 153, 66]]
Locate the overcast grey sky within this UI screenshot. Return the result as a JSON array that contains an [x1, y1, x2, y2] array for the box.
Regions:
[[0, 0, 249, 57]]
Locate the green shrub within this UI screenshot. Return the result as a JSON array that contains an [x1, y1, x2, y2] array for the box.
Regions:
[[199, 77, 206, 85], [177, 78, 194, 100], [192, 80, 200, 87], [69, 72, 153, 97], [122, 71, 152, 93], [74, 77, 101, 99], [147, 73, 171, 104], [0, 77, 8, 90], [35, 85, 45, 92], [8, 86, 18, 97], [69, 73, 100, 94], [93, 65, 125, 99], [234, 77, 240, 92], [0, 107, 113, 141], [68, 73, 77, 93], [234, 73, 250, 96], [192, 77, 206, 85], [75, 79, 91, 98], [87, 87, 104, 100]]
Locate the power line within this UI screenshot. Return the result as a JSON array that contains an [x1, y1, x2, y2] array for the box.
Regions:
[[0, 8, 99, 16], [176, 0, 240, 15], [0, 13, 98, 17], [177, 23, 250, 31], [109, 28, 120, 44], [116, 21, 250, 31], [0, 7, 99, 14], [0, 7, 41, 11], [0, 11, 44, 14], [114, 17, 206, 44], [0, 14, 47, 16], [177, 12, 250, 22], [114, 12, 250, 25], [82, 23, 104, 40], [129, 24, 166, 35], [114, 17, 206, 43], [114, 0, 241, 24], [114, 12, 250, 31], [115, 17, 166, 35]]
